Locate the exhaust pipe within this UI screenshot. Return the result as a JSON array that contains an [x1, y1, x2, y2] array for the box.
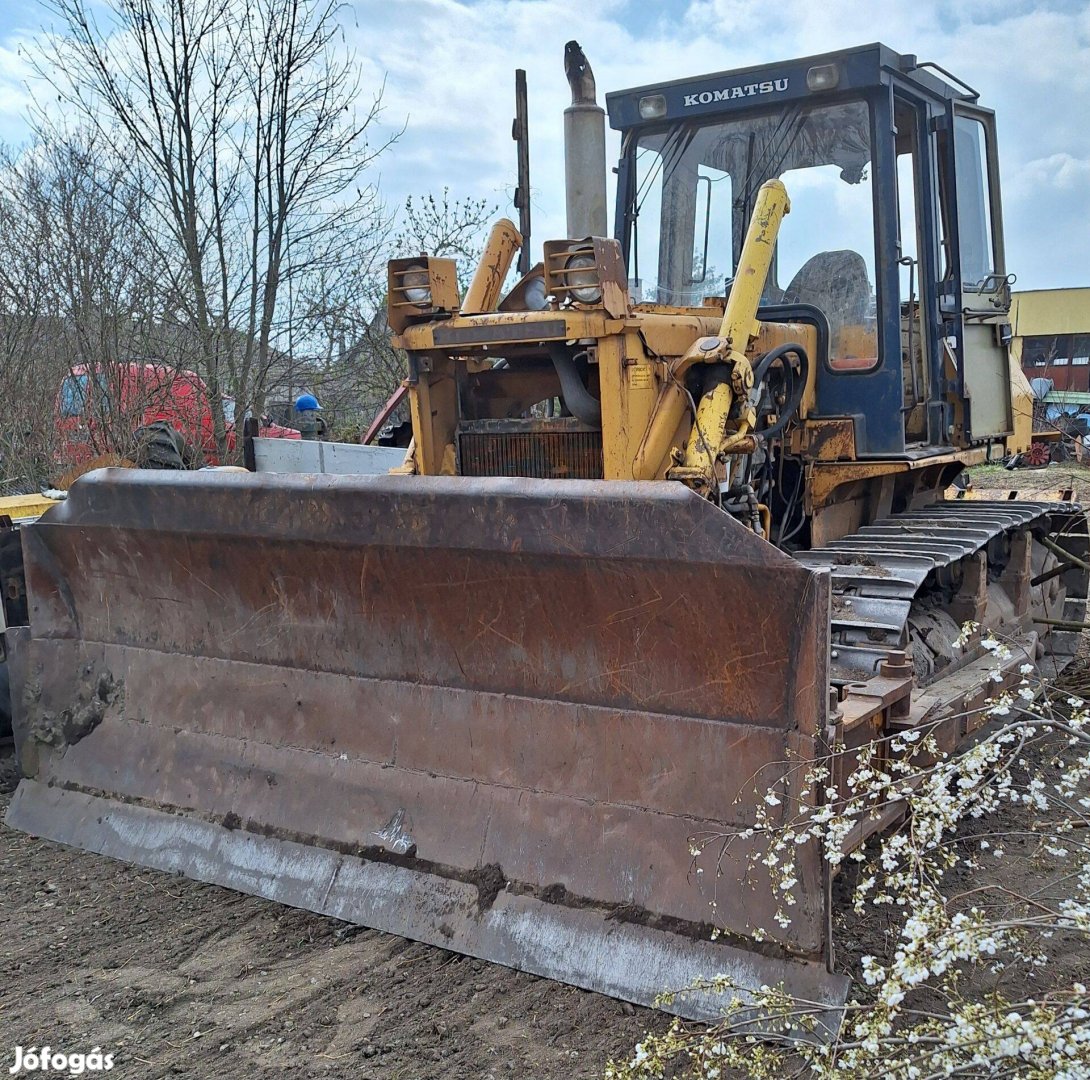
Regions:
[[563, 41, 608, 239]]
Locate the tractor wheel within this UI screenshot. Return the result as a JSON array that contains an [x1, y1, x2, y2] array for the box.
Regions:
[[377, 418, 414, 448], [133, 422, 200, 470]]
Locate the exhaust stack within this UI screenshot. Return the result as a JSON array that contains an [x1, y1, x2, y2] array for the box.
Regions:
[[563, 41, 608, 238]]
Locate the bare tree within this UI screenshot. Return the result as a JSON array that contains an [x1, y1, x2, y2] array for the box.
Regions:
[[299, 188, 498, 434], [32, 0, 395, 459], [0, 146, 54, 491], [394, 188, 497, 290], [0, 133, 176, 487]]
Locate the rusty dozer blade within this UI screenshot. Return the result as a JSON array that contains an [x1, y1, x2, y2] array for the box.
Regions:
[[6, 468, 847, 1026]]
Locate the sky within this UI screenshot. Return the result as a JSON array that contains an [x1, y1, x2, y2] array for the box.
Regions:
[[0, 0, 1088, 290]]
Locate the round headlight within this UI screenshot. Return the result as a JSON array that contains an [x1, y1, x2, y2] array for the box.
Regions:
[[565, 253, 602, 305], [403, 264, 432, 307]]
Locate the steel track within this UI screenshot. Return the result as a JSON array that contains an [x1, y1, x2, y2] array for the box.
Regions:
[[793, 500, 1087, 684]]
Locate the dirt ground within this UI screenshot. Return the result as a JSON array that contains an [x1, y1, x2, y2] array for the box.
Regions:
[[831, 722, 1090, 1002], [5, 722, 1088, 1080], [965, 459, 1090, 500], [5, 740, 1088, 1080], [0, 767, 667, 1079]]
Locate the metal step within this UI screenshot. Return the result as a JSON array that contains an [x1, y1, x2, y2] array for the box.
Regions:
[[825, 536, 971, 566], [831, 595, 912, 638]]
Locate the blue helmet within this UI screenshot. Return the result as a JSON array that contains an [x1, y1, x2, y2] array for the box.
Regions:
[[295, 393, 321, 412]]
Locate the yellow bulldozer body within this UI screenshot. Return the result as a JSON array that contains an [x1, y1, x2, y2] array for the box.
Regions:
[[6, 44, 1090, 1033]]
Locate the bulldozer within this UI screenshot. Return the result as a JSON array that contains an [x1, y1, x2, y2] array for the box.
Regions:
[[5, 42, 1088, 1025]]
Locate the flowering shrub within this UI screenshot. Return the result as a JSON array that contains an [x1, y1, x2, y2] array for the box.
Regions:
[[607, 633, 1090, 1079]]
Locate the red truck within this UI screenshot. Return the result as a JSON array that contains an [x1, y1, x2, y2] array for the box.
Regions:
[[55, 362, 299, 468]]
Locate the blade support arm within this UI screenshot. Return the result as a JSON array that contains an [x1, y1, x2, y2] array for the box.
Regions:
[[642, 180, 790, 491]]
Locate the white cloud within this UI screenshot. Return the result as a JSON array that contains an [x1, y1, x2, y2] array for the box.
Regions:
[[341, 0, 1090, 288], [1009, 152, 1090, 196], [0, 40, 33, 144], [1, 0, 1088, 286]]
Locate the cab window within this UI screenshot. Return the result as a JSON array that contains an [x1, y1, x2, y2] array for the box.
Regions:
[[630, 99, 879, 369], [953, 115, 996, 289]]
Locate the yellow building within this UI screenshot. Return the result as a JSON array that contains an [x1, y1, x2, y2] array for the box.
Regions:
[[1011, 287, 1090, 404]]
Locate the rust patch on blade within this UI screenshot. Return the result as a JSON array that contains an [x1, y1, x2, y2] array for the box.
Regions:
[[13, 471, 832, 959]]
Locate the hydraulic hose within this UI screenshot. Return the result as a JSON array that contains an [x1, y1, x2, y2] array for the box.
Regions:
[[548, 345, 602, 428], [751, 342, 809, 441]]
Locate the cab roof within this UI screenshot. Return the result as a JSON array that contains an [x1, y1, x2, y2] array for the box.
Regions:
[[605, 42, 978, 131]]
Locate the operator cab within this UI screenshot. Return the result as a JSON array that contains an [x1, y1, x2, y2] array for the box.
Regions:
[[608, 43, 1013, 457]]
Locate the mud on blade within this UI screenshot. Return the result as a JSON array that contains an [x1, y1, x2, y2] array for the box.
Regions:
[[6, 469, 845, 1023]]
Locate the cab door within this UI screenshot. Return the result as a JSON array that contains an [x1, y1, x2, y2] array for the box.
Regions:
[[938, 101, 1013, 442]]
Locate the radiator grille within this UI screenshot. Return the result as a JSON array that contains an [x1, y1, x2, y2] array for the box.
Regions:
[[458, 428, 603, 480]]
